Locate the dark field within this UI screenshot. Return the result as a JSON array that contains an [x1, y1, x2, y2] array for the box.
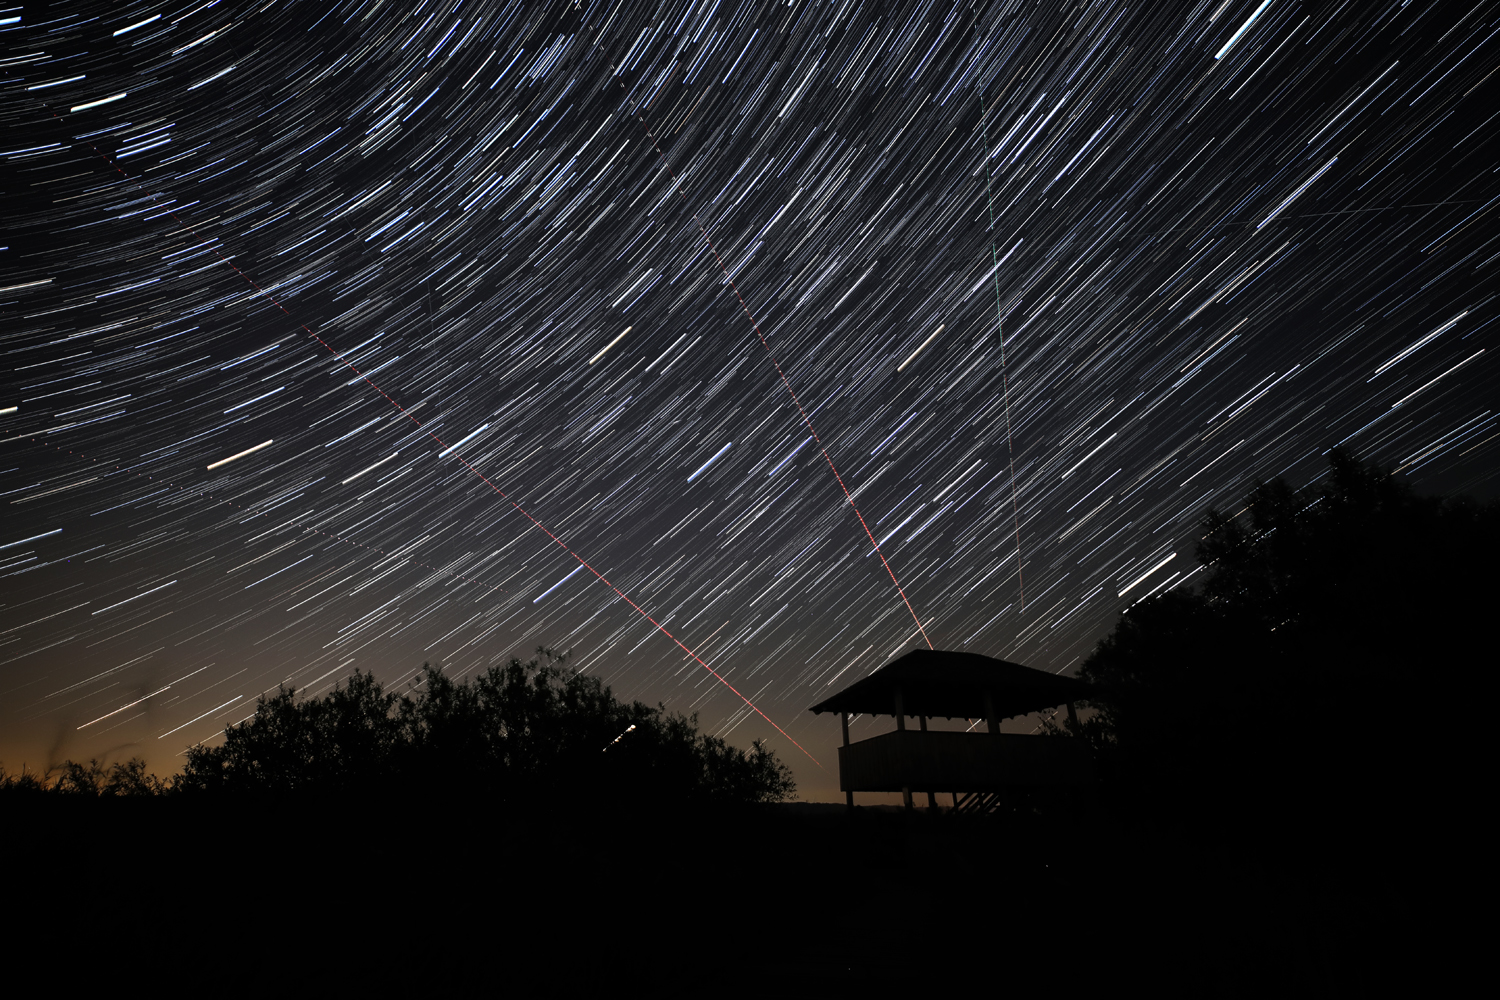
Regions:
[[5, 796, 1438, 994]]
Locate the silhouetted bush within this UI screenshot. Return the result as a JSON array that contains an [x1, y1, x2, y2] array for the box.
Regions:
[[1066, 449, 1495, 835], [0, 763, 50, 795], [0, 757, 167, 796], [55, 757, 169, 796], [174, 648, 795, 806]]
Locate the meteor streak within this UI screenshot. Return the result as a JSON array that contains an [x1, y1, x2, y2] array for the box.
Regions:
[[588, 325, 632, 364], [70, 92, 126, 112], [1373, 312, 1468, 377], [1215, 0, 1273, 61], [158, 696, 242, 740], [1120, 553, 1177, 596], [91, 579, 177, 615], [534, 564, 583, 602], [112, 13, 159, 36], [687, 441, 732, 483], [1, 528, 61, 551], [340, 452, 401, 484], [206, 439, 274, 470], [78, 679, 179, 729], [897, 324, 945, 373], [436, 422, 490, 458]]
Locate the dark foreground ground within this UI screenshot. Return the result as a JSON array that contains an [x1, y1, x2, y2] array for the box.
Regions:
[[2, 795, 1442, 995]]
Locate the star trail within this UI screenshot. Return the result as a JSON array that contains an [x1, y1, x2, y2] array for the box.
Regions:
[[2, 0, 1496, 798]]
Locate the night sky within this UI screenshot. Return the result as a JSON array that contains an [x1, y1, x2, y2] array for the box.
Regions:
[[3, 0, 1496, 799]]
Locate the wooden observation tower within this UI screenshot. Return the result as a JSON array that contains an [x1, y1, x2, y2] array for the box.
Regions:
[[808, 649, 1095, 813]]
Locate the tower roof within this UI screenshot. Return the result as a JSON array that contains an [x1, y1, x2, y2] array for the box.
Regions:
[[807, 648, 1090, 720]]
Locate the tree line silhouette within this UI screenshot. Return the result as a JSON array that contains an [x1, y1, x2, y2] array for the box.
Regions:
[[3, 649, 795, 806], [1056, 448, 1494, 835]]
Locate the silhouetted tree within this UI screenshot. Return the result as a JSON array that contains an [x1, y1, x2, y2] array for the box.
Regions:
[[176, 669, 403, 795], [103, 757, 170, 796], [1066, 449, 1495, 833], [177, 648, 795, 806]]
